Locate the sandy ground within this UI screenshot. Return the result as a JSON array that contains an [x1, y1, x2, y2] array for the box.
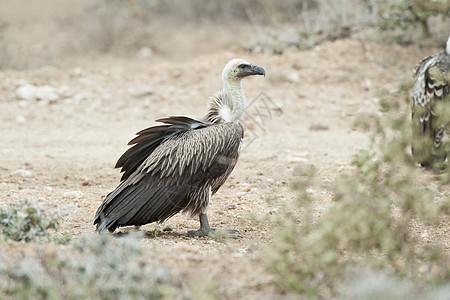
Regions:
[[0, 5, 449, 296]]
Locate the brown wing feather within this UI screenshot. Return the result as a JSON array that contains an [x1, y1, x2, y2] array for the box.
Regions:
[[115, 116, 207, 181], [94, 120, 244, 232]]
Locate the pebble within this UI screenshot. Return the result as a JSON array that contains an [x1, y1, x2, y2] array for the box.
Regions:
[[306, 188, 315, 194], [286, 151, 310, 163], [286, 71, 300, 83], [15, 84, 60, 102], [16, 84, 37, 101], [363, 79, 372, 91], [162, 224, 173, 232], [288, 156, 309, 163], [35, 85, 59, 102], [63, 190, 84, 199], [16, 115, 26, 124], [11, 169, 32, 177], [260, 181, 270, 189], [268, 207, 279, 214], [129, 85, 154, 98], [309, 123, 329, 131], [225, 204, 236, 210]]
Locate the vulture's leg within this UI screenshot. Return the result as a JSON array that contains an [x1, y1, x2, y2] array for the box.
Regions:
[[188, 213, 242, 238]]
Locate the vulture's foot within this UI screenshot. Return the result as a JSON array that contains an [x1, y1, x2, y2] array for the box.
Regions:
[[189, 213, 242, 238], [187, 228, 242, 239]]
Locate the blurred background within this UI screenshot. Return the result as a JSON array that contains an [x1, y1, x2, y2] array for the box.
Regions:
[[1, 0, 449, 69]]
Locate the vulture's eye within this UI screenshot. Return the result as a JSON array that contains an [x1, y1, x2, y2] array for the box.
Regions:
[[238, 64, 247, 69]]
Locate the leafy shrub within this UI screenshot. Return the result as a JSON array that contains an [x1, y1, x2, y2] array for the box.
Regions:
[[0, 233, 174, 299], [0, 199, 70, 244], [267, 83, 450, 297], [245, 0, 449, 53]]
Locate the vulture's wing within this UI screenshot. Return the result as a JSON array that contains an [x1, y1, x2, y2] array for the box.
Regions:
[[411, 52, 450, 166], [115, 116, 206, 181], [94, 117, 244, 231]]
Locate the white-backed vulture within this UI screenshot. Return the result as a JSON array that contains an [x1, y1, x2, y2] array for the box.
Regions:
[[94, 59, 265, 236], [411, 35, 450, 167]]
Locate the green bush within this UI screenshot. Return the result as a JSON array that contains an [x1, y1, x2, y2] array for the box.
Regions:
[[0, 199, 70, 244], [267, 83, 450, 297], [0, 233, 174, 299]]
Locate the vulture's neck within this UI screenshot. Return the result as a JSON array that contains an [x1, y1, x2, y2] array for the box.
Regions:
[[223, 77, 246, 122], [202, 74, 247, 124]]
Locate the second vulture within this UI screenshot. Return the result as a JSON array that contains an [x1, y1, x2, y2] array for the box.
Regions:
[[411, 35, 450, 167], [94, 58, 265, 237]]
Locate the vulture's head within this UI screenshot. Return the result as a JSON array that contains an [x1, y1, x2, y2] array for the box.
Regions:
[[222, 58, 265, 83]]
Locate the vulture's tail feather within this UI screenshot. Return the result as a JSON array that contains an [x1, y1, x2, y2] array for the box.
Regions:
[[95, 217, 117, 233]]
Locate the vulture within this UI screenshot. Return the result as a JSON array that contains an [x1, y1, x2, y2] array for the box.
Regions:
[[94, 59, 265, 236], [411, 35, 450, 167]]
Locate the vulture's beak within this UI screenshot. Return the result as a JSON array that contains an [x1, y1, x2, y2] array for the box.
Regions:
[[238, 64, 266, 77]]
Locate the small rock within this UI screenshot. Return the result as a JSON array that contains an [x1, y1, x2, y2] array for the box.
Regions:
[[268, 207, 279, 215], [35, 85, 59, 102], [15, 84, 60, 102], [16, 115, 26, 124], [309, 123, 329, 131], [16, 84, 37, 101], [129, 85, 154, 98], [306, 188, 315, 194], [286, 71, 300, 83], [79, 177, 91, 186], [63, 190, 84, 199], [363, 79, 372, 91], [162, 224, 173, 232], [225, 204, 236, 210], [11, 169, 32, 177], [288, 156, 309, 163], [260, 181, 270, 189]]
